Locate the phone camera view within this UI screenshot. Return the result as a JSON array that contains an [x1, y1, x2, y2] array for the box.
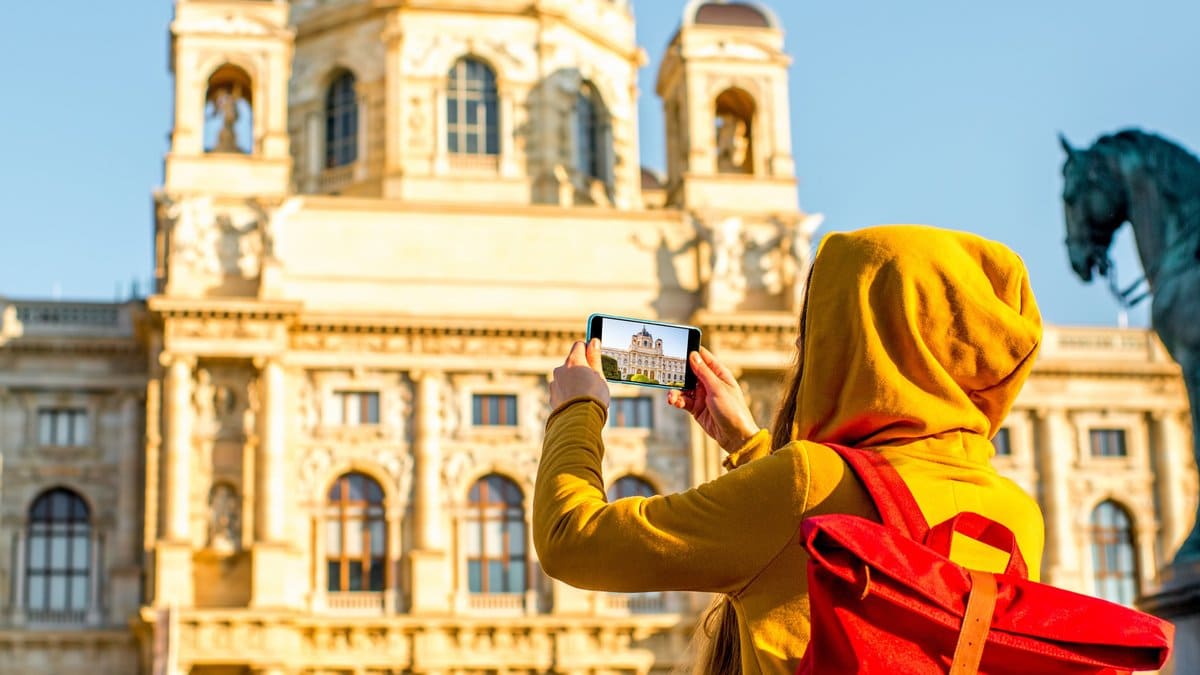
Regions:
[[597, 317, 689, 388]]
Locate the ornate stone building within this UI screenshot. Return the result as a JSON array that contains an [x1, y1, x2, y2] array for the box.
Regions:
[[600, 326, 687, 385], [0, 0, 1193, 673]]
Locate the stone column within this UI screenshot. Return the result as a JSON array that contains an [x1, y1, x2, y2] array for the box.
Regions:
[[1152, 411, 1191, 557], [162, 355, 195, 543], [409, 370, 452, 614], [256, 358, 287, 543], [1035, 407, 1080, 588], [155, 354, 195, 607]]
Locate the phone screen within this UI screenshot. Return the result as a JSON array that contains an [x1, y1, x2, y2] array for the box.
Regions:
[[587, 314, 701, 391]]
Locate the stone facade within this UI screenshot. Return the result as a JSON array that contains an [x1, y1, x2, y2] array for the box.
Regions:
[[0, 1, 1194, 674]]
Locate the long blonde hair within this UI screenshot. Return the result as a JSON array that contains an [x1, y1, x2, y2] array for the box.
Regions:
[[687, 271, 813, 674]]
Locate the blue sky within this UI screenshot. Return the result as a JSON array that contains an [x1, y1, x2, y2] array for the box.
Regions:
[[598, 317, 690, 361], [3, 1, 1199, 328]]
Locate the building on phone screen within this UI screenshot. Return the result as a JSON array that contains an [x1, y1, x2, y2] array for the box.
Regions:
[[601, 326, 687, 385], [0, 0, 1194, 673]]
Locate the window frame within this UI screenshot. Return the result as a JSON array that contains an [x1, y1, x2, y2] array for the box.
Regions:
[[325, 472, 387, 593], [328, 390, 381, 427], [324, 71, 359, 169], [574, 82, 608, 183], [608, 396, 654, 429], [465, 474, 527, 594], [26, 488, 92, 615], [992, 427, 1012, 457], [1089, 428, 1128, 458], [1090, 500, 1139, 605], [471, 393, 518, 427], [446, 57, 500, 157], [37, 408, 90, 447]]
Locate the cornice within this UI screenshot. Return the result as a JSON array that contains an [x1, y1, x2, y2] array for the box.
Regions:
[[149, 296, 304, 321]]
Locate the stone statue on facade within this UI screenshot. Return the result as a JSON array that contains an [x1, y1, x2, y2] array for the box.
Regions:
[[1060, 129, 1200, 563], [716, 113, 751, 173], [193, 368, 217, 438], [699, 215, 748, 312], [207, 483, 240, 552], [208, 83, 245, 154], [162, 195, 221, 277]]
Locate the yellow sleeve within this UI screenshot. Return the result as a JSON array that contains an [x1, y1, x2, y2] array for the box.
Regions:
[[534, 400, 810, 595], [723, 428, 774, 470]]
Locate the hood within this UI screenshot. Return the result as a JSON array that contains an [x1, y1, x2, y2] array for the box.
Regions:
[[793, 225, 1042, 462]]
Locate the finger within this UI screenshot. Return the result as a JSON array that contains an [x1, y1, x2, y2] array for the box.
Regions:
[[689, 351, 723, 390], [585, 338, 603, 372], [698, 346, 737, 386], [566, 340, 588, 366]]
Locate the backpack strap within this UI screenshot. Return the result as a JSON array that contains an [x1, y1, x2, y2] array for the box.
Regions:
[[823, 443, 930, 541]]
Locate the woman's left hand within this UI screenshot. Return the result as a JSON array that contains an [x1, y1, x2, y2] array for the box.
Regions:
[[550, 339, 611, 410]]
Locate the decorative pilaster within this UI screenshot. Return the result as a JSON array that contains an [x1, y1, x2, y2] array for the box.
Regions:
[[256, 358, 287, 543], [12, 530, 26, 624], [250, 357, 294, 609], [1035, 407, 1080, 588], [409, 370, 451, 614], [413, 371, 444, 551], [87, 532, 103, 624], [1152, 411, 1191, 558]]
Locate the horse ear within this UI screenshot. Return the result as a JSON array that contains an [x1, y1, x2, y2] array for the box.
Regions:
[[1058, 132, 1076, 157]]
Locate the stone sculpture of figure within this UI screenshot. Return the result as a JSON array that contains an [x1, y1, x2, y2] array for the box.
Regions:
[[243, 377, 260, 441], [207, 483, 240, 552], [716, 113, 751, 173], [163, 196, 220, 276], [209, 83, 244, 154], [193, 369, 216, 437], [699, 216, 748, 312]]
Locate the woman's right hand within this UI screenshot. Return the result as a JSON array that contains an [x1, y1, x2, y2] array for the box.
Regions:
[[667, 346, 761, 453]]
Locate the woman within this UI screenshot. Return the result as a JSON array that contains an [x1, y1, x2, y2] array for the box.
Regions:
[[533, 225, 1046, 674]]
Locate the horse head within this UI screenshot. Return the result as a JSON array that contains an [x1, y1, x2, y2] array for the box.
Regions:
[[1060, 134, 1130, 282]]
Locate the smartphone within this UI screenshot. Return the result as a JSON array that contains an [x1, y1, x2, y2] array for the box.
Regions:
[[586, 314, 701, 391]]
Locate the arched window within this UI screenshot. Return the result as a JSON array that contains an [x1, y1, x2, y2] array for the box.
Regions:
[[575, 82, 607, 182], [608, 475, 656, 501], [714, 88, 755, 174], [325, 71, 359, 168], [465, 474, 526, 594], [447, 58, 499, 156], [26, 488, 91, 615], [204, 64, 254, 154], [326, 473, 386, 592], [1090, 500, 1139, 605]]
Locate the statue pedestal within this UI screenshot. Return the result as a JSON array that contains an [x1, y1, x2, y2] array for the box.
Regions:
[[1138, 561, 1200, 674]]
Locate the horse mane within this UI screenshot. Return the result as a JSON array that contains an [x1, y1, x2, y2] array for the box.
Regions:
[[1093, 129, 1200, 201]]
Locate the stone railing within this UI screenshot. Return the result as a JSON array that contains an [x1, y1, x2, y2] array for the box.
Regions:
[[325, 591, 386, 615], [151, 607, 681, 674], [1038, 326, 1173, 365], [601, 592, 668, 614], [23, 608, 91, 626], [319, 164, 355, 193], [1, 300, 135, 339], [466, 593, 526, 612]]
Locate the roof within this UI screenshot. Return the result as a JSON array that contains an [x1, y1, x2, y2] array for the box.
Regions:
[[683, 0, 778, 30]]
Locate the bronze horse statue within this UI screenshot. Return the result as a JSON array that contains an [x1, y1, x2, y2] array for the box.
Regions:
[[1060, 128, 1200, 564]]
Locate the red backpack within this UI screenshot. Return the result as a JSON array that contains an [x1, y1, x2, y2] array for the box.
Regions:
[[797, 444, 1174, 674]]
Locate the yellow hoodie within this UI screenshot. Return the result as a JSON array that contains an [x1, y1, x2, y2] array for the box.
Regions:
[[534, 225, 1046, 674]]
